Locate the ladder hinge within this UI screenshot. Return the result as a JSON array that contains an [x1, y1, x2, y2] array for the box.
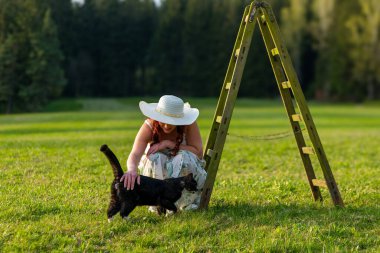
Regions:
[[235, 48, 240, 58], [292, 114, 302, 122], [302, 147, 315, 155], [225, 82, 231, 90], [271, 47, 279, 56], [281, 81, 291, 89], [312, 179, 327, 188], [216, 116, 223, 123], [249, 8, 256, 22]]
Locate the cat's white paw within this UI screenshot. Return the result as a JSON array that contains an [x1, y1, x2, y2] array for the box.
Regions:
[[123, 216, 131, 221], [108, 217, 114, 223], [148, 206, 158, 214], [165, 210, 175, 217]]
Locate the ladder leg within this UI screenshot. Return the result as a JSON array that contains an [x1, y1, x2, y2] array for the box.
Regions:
[[257, 11, 323, 203], [258, 4, 343, 206], [199, 3, 258, 209]]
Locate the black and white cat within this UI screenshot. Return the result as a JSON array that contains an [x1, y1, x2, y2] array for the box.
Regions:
[[100, 144, 198, 221]]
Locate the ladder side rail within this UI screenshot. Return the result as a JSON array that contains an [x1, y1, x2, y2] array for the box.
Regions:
[[199, 3, 258, 209], [261, 5, 344, 206], [256, 8, 323, 202], [203, 6, 251, 170]]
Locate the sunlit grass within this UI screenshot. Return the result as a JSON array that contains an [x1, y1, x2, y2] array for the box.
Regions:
[[0, 98, 379, 252]]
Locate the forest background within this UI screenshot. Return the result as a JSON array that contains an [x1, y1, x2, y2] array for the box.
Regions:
[[0, 0, 379, 113]]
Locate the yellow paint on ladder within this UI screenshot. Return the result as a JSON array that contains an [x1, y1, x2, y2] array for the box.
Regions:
[[282, 81, 291, 89], [302, 147, 315, 155], [271, 47, 279, 56], [292, 114, 302, 122], [312, 179, 327, 188]]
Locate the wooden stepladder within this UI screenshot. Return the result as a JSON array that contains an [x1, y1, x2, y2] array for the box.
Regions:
[[199, 1, 344, 209]]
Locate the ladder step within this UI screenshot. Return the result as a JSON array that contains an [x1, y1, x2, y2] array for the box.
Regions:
[[282, 81, 291, 89], [260, 15, 266, 23], [206, 149, 217, 159], [225, 82, 231, 90], [271, 47, 279, 56], [292, 114, 302, 122], [245, 14, 249, 24], [216, 116, 223, 123], [312, 179, 327, 188], [302, 147, 315, 155]]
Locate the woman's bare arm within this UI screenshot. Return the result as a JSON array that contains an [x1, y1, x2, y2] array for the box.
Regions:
[[179, 121, 203, 158], [120, 122, 152, 190]]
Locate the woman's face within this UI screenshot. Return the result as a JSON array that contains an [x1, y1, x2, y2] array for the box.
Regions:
[[158, 122, 176, 134]]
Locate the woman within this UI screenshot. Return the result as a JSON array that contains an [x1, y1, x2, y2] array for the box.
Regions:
[[120, 95, 207, 211]]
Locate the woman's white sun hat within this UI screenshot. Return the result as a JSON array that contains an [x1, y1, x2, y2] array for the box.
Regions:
[[139, 95, 199, 126]]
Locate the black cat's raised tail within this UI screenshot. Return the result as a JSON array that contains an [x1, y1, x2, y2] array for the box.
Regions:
[[100, 144, 124, 179]]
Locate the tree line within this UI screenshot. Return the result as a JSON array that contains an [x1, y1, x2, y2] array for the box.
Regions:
[[0, 0, 379, 113]]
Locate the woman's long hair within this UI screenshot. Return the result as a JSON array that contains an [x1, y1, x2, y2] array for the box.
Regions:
[[151, 120, 184, 156]]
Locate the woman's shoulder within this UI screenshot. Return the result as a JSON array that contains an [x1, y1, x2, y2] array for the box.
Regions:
[[188, 121, 199, 129], [144, 118, 154, 130], [184, 121, 199, 134], [136, 119, 153, 143]]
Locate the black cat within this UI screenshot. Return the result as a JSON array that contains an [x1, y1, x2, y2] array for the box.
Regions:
[[100, 144, 198, 221]]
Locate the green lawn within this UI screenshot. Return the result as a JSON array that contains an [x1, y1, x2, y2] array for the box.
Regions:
[[0, 98, 379, 252]]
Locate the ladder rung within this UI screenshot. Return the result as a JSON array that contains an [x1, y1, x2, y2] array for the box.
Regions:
[[271, 47, 279, 56], [282, 81, 291, 89], [312, 179, 327, 188], [235, 48, 240, 57], [260, 15, 266, 23], [245, 14, 249, 24], [225, 82, 231, 90], [216, 116, 223, 123], [302, 147, 315, 155], [292, 114, 302, 122], [207, 149, 217, 159]]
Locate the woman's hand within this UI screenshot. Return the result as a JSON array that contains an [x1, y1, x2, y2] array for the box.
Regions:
[[147, 140, 175, 156], [120, 170, 140, 190]]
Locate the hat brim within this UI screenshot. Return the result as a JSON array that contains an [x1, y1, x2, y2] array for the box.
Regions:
[[139, 101, 199, 126]]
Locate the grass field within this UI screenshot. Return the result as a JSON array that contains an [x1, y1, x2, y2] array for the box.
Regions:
[[0, 98, 379, 252]]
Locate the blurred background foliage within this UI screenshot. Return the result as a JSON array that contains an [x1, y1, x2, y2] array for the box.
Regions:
[[0, 0, 379, 113]]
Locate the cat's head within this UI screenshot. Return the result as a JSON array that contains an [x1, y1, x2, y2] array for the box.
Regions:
[[181, 173, 198, 192]]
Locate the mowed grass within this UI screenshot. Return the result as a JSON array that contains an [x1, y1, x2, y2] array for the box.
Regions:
[[0, 98, 379, 252]]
